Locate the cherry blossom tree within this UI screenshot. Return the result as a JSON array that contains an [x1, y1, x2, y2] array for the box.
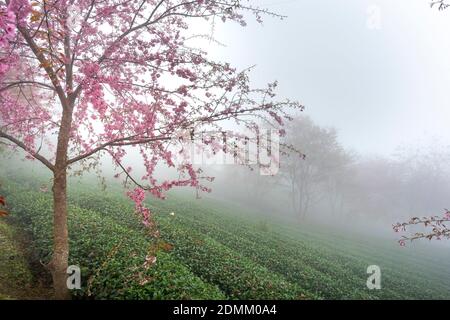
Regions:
[[0, 0, 302, 298]]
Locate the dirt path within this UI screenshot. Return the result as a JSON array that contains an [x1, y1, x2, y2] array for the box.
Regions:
[[0, 218, 52, 299]]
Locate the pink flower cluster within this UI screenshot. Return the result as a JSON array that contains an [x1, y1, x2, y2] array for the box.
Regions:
[[0, 0, 302, 242], [0, 1, 23, 76], [445, 210, 450, 220], [127, 187, 154, 229], [394, 209, 450, 245], [0, 8, 15, 47]]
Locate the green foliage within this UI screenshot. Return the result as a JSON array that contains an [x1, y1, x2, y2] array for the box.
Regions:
[[0, 217, 52, 299], [0, 219, 34, 299], [70, 189, 450, 300], [71, 190, 308, 299], [2, 185, 225, 300], [2, 173, 450, 300]]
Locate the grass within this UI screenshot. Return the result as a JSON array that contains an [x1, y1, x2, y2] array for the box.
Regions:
[[0, 218, 52, 300]]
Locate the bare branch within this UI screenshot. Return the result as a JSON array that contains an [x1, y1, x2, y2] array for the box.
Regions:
[[0, 81, 55, 93]]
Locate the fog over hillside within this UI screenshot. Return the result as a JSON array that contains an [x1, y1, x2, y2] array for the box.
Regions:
[[1, 0, 450, 302]]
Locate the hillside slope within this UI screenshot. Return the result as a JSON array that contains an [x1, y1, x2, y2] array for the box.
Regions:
[[1, 174, 450, 300], [0, 219, 51, 299]]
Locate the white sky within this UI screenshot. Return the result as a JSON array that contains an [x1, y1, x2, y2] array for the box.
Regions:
[[201, 0, 450, 156]]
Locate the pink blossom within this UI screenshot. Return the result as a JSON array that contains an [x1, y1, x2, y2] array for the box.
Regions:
[[0, 0, 302, 245]]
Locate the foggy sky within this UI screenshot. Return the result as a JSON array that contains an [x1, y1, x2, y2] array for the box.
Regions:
[[202, 0, 450, 156]]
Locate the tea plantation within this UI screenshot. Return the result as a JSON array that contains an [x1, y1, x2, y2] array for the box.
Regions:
[[1, 173, 450, 300]]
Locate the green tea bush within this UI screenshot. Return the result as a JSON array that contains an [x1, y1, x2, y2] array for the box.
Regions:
[[69, 191, 310, 299], [2, 185, 225, 300]]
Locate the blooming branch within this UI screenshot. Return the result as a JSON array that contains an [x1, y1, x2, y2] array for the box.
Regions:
[[393, 210, 450, 246]]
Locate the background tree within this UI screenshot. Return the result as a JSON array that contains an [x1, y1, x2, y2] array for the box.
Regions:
[[0, 0, 302, 298], [210, 116, 353, 223], [279, 116, 351, 220], [393, 145, 450, 244]]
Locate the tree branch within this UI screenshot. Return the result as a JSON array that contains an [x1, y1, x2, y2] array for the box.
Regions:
[[0, 131, 55, 171], [67, 135, 172, 165], [17, 26, 69, 109], [0, 81, 55, 93]]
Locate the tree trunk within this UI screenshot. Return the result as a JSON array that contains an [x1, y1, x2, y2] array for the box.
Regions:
[[49, 98, 73, 299], [50, 168, 70, 300]]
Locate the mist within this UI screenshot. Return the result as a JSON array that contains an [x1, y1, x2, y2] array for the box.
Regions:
[[4, 0, 450, 242], [1, 0, 450, 301]]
